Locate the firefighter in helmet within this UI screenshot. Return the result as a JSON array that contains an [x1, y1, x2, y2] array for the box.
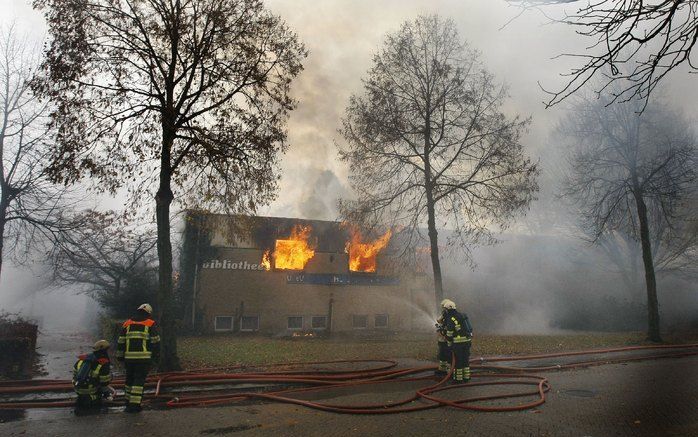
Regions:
[[116, 303, 160, 412], [72, 339, 113, 412], [440, 299, 473, 383]]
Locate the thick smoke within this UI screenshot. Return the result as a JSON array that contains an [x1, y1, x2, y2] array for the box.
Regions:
[[0, 264, 97, 331], [297, 170, 352, 220], [441, 236, 698, 334]]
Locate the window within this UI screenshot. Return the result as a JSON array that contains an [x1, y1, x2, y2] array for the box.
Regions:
[[240, 316, 259, 332], [352, 315, 368, 329], [287, 316, 303, 330], [311, 316, 327, 330], [374, 314, 388, 328], [214, 316, 233, 331]]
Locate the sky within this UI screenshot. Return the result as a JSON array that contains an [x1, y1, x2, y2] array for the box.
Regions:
[[3, 0, 697, 220]]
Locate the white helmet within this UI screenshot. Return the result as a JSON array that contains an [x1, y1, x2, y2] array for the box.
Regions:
[[138, 303, 153, 314], [440, 299, 456, 310], [93, 339, 110, 351]]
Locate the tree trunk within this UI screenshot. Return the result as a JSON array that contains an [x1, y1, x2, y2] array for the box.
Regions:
[[155, 127, 181, 371], [425, 193, 444, 308], [633, 189, 662, 342], [0, 203, 6, 282], [423, 119, 443, 309]]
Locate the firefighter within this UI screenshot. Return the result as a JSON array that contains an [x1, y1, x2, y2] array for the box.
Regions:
[[116, 303, 160, 413], [441, 299, 473, 383], [435, 315, 450, 377], [72, 339, 113, 413]]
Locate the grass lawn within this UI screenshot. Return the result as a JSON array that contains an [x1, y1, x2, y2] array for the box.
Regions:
[[177, 331, 698, 368]]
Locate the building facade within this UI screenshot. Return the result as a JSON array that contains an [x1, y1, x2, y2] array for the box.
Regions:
[[180, 213, 434, 335]]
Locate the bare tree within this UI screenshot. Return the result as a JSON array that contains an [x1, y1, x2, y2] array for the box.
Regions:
[[34, 0, 307, 370], [50, 210, 157, 306], [560, 93, 697, 342], [338, 15, 539, 306], [588, 203, 698, 296], [0, 25, 76, 281], [508, 0, 698, 109]]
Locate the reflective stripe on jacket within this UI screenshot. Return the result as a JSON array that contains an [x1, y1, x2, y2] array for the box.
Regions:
[[116, 318, 160, 361], [444, 309, 473, 344]]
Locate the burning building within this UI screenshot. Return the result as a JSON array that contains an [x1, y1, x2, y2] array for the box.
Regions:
[[179, 212, 434, 335]]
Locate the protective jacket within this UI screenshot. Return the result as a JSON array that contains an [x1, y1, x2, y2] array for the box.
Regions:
[[116, 314, 161, 362], [443, 309, 473, 345], [72, 352, 111, 400]]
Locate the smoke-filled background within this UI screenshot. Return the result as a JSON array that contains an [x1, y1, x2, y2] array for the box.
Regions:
[[1, 0, 696, 333], [263, 0, 698, 334]]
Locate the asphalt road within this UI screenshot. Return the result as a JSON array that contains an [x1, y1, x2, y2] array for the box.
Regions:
[[1, 354, 697, 437]]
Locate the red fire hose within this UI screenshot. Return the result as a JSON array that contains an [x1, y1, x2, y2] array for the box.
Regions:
[[0, 343, 696, 414]]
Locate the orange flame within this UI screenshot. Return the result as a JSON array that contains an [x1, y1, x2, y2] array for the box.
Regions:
[[261, 225, 316, 270], [346, 228, 392, 272], [261, 250, 271, 271]]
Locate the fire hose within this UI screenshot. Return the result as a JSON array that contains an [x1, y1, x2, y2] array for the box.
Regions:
[[0, 343, 696, 414]]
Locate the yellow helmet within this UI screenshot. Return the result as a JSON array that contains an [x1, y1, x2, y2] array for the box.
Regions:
[[440, 299, 456, 310], [138, 303, 153, 314], [93, 340, 110, 351]]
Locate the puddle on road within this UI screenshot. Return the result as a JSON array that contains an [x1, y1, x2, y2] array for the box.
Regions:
[[0, 406, 126, 423], [200, 424, 262, 434], [562, 389, 598, 398], [0, 409, 26, 422]]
